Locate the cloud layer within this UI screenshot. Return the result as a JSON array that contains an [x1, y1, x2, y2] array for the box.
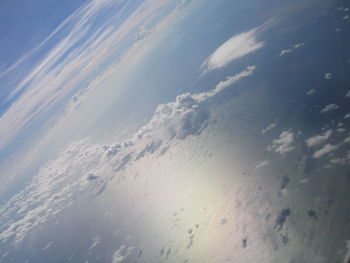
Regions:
[[0, 66, 256, 246]]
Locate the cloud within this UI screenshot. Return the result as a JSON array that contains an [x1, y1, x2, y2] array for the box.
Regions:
[[279, 42, 304, 56], [112, 245, 134, 263], [344, 136, 350, 144], [344, 113, 350, 119], [268, 131, 295, 155], [255, 160, 269, 169], [324, 73, 333, 80], [0, 0, 175, 151], [320, 103, 339, 113], [306, 88, 315, 95], [262, 122, 277, 133], [330, 152, 350, 166], [312, 144, 338, 159], [343, 15, 349, 20], [305, 129, 332, 147], [346, 91, 350, 98], [343, 240, 350, 263], [0, 66, 256, 246], [201, 23, 269, 73]]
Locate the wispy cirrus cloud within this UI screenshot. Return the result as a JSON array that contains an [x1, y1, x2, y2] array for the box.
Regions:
[[0, 0, 172, 152]]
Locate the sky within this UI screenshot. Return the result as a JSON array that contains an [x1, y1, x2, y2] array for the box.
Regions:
[[1, 0, 350, 262], [0, 0, 186, 162]]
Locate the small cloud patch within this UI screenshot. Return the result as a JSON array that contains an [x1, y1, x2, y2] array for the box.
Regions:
[[268, 131, 295, 155], [320, 104, 339, 113]]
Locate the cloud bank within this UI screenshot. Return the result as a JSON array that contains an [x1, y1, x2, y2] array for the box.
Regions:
[[0, 66, 256, 246]]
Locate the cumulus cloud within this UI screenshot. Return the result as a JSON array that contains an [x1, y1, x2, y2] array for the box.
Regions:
[[320, 103, 339, 113], [305, 130, 332, 147], [343, 15, 349, 20], [201, 23, 269, 73], [112, 245, 134, 263], [344, 113, 350, 119], [262, 122, 277, 134], [312, 144, 338, 159], [0, 66, 256, 246], [279, 42, 304, 56], [268, 131, 295, 155], [324, 73, 333, 80]]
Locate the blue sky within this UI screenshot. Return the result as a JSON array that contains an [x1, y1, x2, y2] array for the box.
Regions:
[[0, 0, 183, 161]]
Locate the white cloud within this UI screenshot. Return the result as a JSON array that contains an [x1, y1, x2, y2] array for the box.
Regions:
[[262, 122, 277, 133], [279, 42, 304, 56], [346, 91, 350, 98], [320, 103, 339, 113], [330, 152, 350, 166], [305, 129, 332, 147], [255, 160, 269, 169], [306, 89, 315, 95], [88, 235, 101, 253], [0, 66, 256, 246], [324, 73, 333, 80], [312, 144, 338, 159], [279, 49, 292, 56], [344, 113, 350, 119], [42, 241, 53, 250], [343, 15, 349, 19], [201, 23, 267, 73], [0, 0, 174, 151], [268, 131, 295, 155], [112, 245, 134, 263], [344, 136, 350, 144]]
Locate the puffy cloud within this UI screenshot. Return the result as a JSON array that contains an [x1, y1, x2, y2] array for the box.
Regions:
[[344, 113, 350, 119], [279, 42, 304, 56], [306, 89, 315, 95], [320, 103, 339, 113], [112, 245, 134, 263], [343, 15, 349, 20], [201, 23, 268, 73], [0, 66, 256, 246], [324, 73, 333, 80], [305, 130, 332, 147], [262, 122, 277, 134], [268, 131, 295, 155], [312, 144, 338, 159]]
